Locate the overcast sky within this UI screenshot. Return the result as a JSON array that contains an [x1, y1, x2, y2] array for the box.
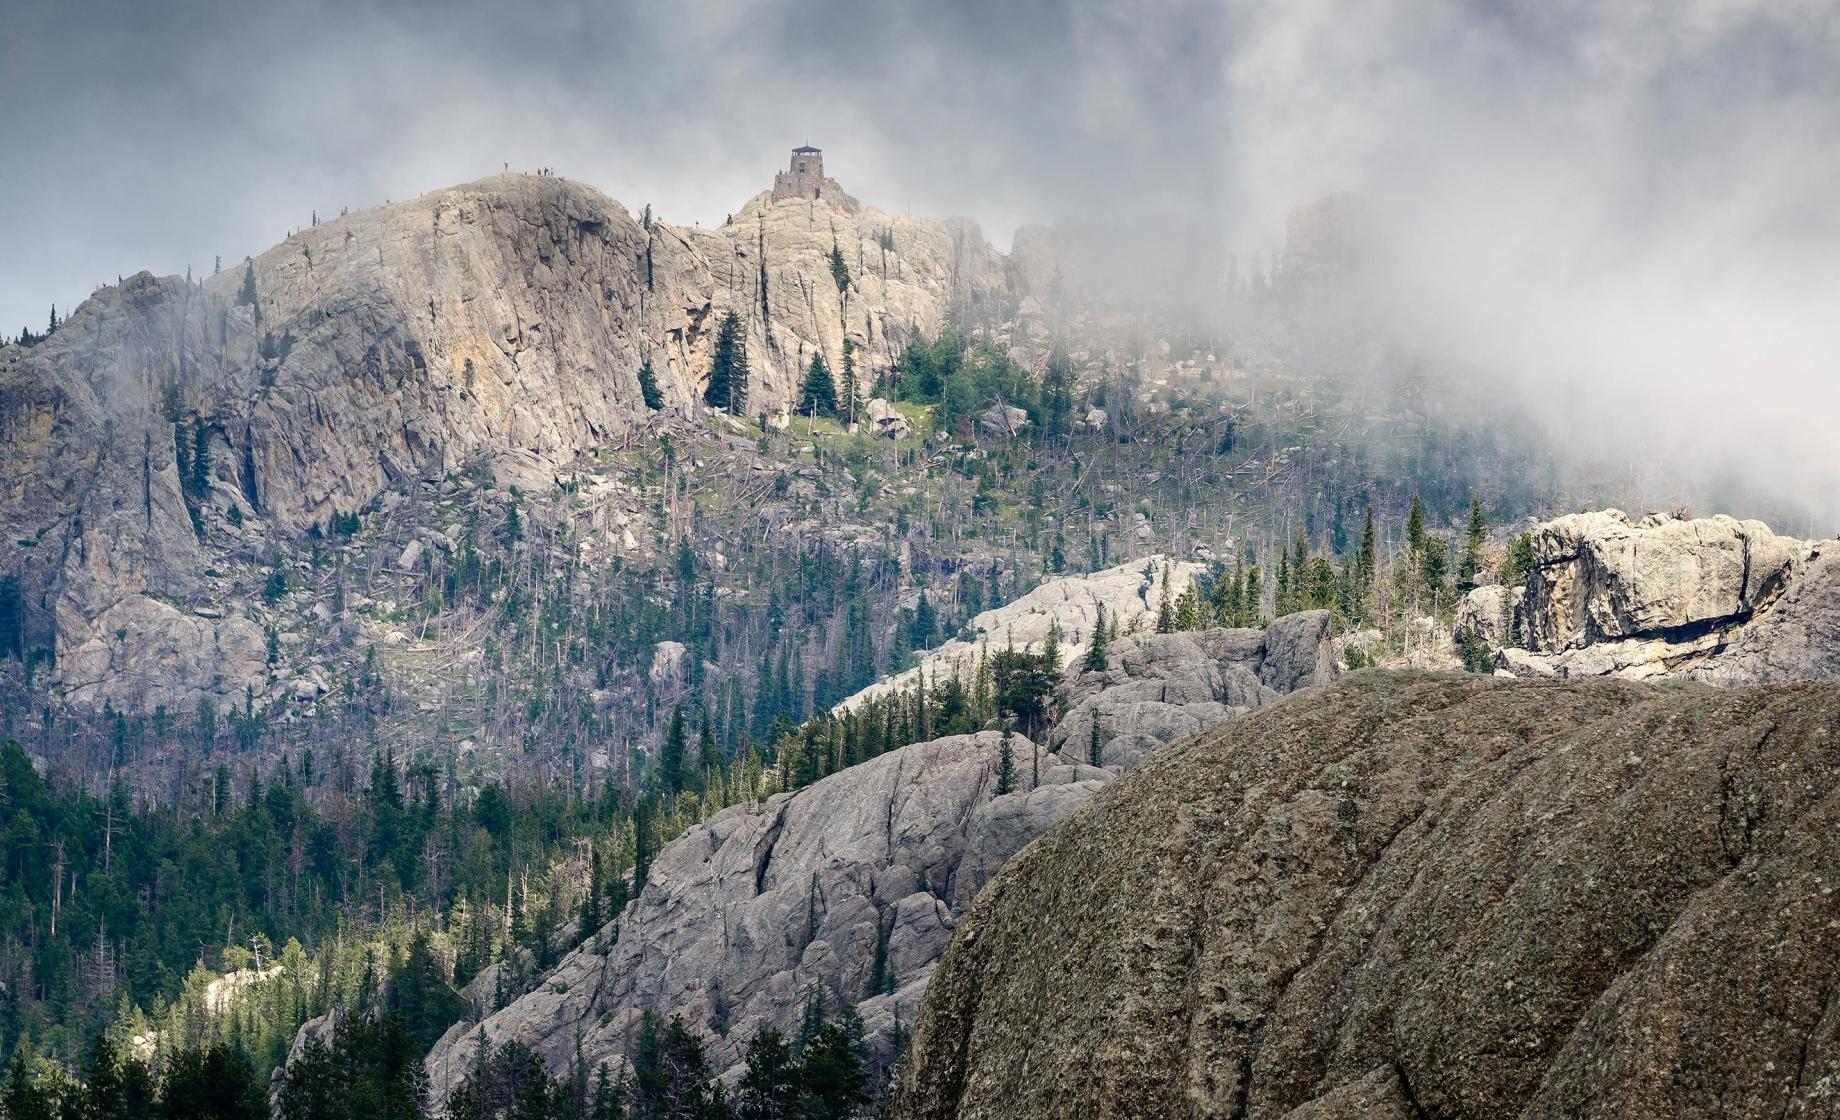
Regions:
[[4, 0, 1838, 514]]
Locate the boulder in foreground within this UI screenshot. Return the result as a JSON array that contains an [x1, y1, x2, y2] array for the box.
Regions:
[[897, 671, 1840, 1119]]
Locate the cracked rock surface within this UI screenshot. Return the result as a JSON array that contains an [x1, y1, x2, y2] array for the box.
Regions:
[[423, 619, 1336, 1095], [895, 671, 1840, 1120]]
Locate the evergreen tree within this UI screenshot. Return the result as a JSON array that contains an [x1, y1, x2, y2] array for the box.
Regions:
[[704, 311, 748, 414], [1088, 713, 1103, 767], [1406, 495, 1426, 553], [1459, 498, 1487, 590], [1041, 347, 1074, 439], [629, 1013, 725, 1120], [796, 1015, 872, 1120], [799, 353, 838, 418], [1155, 566, 1175, 633], [390, 930, 469, 1051], [828, 241, 851, 294], [660, 706, 689, 796], [1358, 505, 1377, 619], [632, 801, 656, 896], [159, 1043, 268, 1120], [697, 711, 721, 780], [2, 1054, 53, 1120], [637, 359, 664, 411], [237, 260, 258, 308], [1501, 532, 1535, 588], [839, 339, 858, 421], [994, 729, 1016, 797], [735, 1028, 800, 1120], [909, 592, 937, 651], [1083, 602, 1109, 671]]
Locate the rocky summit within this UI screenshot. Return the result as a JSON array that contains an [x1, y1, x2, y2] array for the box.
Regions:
[[0, 171, 1006, 712], [895, 671, 1840, 1119]]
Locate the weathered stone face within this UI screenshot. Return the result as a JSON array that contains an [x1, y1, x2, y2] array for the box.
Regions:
[[1462, 509, 1837, 685], [1520, 509, 1802, 650], [896, 672, 1840, 1120], [420, 619, 1337, 1098], [0, 174, 1010, 711]]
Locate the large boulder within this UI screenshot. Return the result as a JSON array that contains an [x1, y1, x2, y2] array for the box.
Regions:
[[862, 397, 911, 439], [1452, 583, 1519, 650], [976, 403, 1030, 439], [1520, 510, 1804, 651], [897, 672, 1840, 1119], [1481, 510, 1838, 685]]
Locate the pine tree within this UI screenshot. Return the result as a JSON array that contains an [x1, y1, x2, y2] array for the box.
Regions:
[[660, 706, 688, 795], [1459, 497, 1487, 590], [800, 352, 838, 418], [1042, 347, 1074, 439], [637, 359, 664, 411], [994, 729, 1016, 797], [1088, 713, 1103, 766], [1155, 566, 1175, 633], [829, 240, 852, 293], [237, 259, 258, 307], [632, 802, 655, 894], [1083, 602, 1109, 671], [697, 711, 721, 780], [704, 311, 748, 414], [840, 338, 858, 422], [1406, 495, 1426, 553], [2, 1053, 51, 1120], [910, 591, 936, 650], [1358, 505, 1377, 620], [736, 1028, 800, 1120]]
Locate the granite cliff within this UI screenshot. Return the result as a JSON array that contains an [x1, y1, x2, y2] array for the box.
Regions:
[[0, 173, 1009, 711]]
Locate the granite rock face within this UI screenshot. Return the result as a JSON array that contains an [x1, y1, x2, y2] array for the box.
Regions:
[[423, 619, 1336, 1098], [0, 175, 1008, 711], [1452, 583, 1518, 650], [1519, 510, 1803, 651], [842, 556, 1205, 709], [1690, 544, 1840, 685], [1470, 510, 1837, 685], [1052, 611, 1336, 768], [896, 672, 1840, 1120]]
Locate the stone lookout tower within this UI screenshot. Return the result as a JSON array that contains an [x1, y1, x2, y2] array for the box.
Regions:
[[771, 145, 859, 212]]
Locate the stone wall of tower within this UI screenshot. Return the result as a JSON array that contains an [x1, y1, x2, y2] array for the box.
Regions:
[[770, 150, 859, 212]]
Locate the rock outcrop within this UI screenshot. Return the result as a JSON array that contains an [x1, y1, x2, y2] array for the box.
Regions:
[[1457, 509, 1839, 685], [1690, 544, 1840, 685], [424, 618, 1336, 1099], [896, 671, 1840, 1119], [0, 173, 1009, 711], [1519, 510, 1802, 651], [841, 556, 1204, 709], [1051, 611, 1336, 768]]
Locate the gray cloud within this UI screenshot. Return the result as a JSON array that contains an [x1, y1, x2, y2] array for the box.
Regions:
[[4, 0, 1836, 517]]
